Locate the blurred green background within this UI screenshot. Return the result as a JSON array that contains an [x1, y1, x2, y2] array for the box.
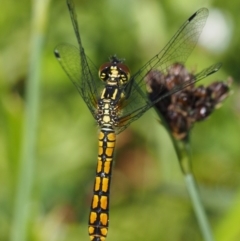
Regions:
[[1, 0, 240, 241]]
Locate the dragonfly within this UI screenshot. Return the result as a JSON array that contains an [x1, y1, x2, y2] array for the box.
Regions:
[[54, 0, 221, 240]]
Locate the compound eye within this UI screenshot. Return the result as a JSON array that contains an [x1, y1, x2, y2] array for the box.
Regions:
[[117, 63, 130, 82], [99, 62, 111, 81]]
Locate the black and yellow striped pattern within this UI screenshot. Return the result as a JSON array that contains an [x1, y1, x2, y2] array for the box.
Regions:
[[88, 59, 128, 240], [88, 129, 116, 241]]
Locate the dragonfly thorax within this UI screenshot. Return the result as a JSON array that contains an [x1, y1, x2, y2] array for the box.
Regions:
[[97, 57, 128, 128], [96, 98, 118, 128]]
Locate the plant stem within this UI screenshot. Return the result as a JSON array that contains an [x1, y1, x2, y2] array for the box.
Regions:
[[174, 138, 215, 241], [185, 173, 215, 241], [10, 1, 51, 241]]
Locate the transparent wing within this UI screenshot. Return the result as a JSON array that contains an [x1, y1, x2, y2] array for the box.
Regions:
[[67, 0, 83, 51], [54, 0, 104, 117], [132, 8, 209, 83], [115, 8, 215, 133], [54, 44, 101, 117], [194, 62, 222, 80]]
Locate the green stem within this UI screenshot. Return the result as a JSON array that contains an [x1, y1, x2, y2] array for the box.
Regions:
[[10, 1, 51, 241], [185, 173, 215, 241], [174, 138, 215, 241], [153, 107, 215, 241]]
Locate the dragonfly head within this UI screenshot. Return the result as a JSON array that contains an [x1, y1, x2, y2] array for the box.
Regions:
[[99, 56, 130, 85]]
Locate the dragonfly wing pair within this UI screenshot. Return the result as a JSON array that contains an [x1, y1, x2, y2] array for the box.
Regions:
[[54, 4, 221, 134]]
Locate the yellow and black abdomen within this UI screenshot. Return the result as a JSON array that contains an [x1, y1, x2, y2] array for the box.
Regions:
[[88, 129, 116, 241]]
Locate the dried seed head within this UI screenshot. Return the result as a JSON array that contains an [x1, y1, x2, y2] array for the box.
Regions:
[[145, 63, 231, 140]]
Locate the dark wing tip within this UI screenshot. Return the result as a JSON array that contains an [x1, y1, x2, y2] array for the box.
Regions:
[[188, 11, 198, 22], [188, 8, 209, 22], [207, 62, 222, 76], [54, 49, 61, 59]]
